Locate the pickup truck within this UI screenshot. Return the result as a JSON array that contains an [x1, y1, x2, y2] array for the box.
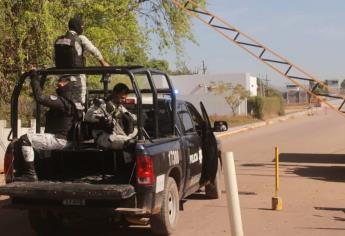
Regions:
[[0, 66, 228, 235]]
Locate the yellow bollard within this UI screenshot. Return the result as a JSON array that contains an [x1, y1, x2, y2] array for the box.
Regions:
[[272, 146, 283, 210]]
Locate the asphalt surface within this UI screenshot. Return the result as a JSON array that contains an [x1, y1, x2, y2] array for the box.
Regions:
[[1, 108, 345, 235]]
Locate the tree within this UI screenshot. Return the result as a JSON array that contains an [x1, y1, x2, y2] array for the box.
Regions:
[[225, 84, 250, 115], [0, 0, 205, 103], [209, 81, 250, 115], [146, 59, 169, 71], [169, 61, 197, 75]]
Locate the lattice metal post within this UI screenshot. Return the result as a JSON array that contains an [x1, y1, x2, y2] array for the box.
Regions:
[[172, 0, 345, 117]]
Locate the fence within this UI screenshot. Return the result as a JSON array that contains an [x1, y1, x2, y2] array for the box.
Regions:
[[0, 119, 37, 171]]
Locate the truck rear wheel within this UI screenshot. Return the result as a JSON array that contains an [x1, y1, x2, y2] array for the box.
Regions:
[[28, 210, 63, 235], [205, 159, 222, 199], [151, 177, 179, 235]]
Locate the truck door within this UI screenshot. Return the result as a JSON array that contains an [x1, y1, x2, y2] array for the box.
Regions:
[[177, 103, 203, 191], [199, 102, 218, 185]]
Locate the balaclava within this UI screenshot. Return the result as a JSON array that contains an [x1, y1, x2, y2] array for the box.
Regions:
[[68, 16, 84, 35], [56, 78, 74, 101]]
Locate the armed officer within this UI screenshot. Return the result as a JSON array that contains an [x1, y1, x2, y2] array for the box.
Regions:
[[85, 83, 137, 150], [54, 15, 109, 108], [14, 72, 79, 181]]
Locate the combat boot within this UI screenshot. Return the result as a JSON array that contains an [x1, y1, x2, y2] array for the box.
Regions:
[[14, 162, 38, 182]]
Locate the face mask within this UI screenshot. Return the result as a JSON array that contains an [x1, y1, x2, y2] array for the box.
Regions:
[[56, 81, 73, 100]]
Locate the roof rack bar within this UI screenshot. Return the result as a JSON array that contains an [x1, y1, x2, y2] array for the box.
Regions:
[[145, 70, 159, 139]]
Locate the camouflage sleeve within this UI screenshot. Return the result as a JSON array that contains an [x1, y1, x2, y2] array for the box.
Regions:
[[85, 104, 106, 122], [78, 35, 104, 61]]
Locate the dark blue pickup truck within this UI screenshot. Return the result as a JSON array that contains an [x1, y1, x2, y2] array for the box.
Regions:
[[0, 67, 227, 235]]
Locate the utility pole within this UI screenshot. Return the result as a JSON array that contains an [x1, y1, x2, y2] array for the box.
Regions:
[[202, 60, 207, 75], [263, 74, 270, 97], [258, 73, 263, 97]]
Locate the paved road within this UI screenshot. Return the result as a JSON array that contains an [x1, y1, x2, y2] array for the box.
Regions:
[[1, 108, 345, 235]]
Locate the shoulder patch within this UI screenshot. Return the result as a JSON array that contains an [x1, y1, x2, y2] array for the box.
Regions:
[[50, 95, 58, 101]]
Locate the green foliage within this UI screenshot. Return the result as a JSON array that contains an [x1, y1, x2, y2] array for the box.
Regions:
[[248, 96, 264, 119], [248, 96, 285, 119], [0, 0, 202, 103], [146, 59, 169, 71], [169, 61, 197, 75], [0, 0, 205, 121], [209, 114, 258, 127]]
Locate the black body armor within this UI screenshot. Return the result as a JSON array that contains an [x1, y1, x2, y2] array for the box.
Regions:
[[54, 31, 85, 68]]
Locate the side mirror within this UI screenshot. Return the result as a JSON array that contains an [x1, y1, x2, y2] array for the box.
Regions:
[[213, 121, 228, 132]]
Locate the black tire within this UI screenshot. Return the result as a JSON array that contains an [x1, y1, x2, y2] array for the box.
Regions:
[[205, 158, 222, 199], [28, 210, 63, 235], [151, 177, 179, 235]]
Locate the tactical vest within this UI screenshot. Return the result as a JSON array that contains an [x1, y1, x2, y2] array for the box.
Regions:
[[54, 31, 85, 68], [44, 97, 83, 140]]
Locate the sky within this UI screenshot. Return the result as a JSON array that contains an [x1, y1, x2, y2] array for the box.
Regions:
[[152, 0, 345, 89]]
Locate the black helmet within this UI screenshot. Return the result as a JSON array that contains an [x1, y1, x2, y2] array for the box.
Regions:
[[68, 15, 84, 35]]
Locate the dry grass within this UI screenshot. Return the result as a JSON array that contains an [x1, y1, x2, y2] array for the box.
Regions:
[[209, 115, 259, 127]]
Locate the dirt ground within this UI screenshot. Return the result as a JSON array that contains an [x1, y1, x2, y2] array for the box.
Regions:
[[0, 109, 345, 235]]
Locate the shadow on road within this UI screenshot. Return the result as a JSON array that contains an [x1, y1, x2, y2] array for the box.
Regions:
[[315, 206, 345, 222], [289, 165, 345, 182], [277, 153, 345, 182], [279, 153, 345, 164]]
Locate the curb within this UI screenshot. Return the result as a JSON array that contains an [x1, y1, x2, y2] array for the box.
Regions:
[[215, 107, 322, 138]]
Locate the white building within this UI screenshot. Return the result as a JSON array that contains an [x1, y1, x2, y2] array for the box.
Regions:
[[168, 73, 258, 116]]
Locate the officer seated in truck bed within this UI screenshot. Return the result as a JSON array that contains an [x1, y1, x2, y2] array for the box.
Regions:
[[85, 83, 137, 151]]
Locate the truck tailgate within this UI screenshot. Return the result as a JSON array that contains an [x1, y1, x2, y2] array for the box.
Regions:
[[0, 181, 135, 200]]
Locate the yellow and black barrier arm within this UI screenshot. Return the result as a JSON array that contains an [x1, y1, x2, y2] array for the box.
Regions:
[[171, 0, 345, 117]]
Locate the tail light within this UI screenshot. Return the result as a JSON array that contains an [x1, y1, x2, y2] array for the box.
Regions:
[[136, 155, 155, 186], [4, 144, 14, 183]]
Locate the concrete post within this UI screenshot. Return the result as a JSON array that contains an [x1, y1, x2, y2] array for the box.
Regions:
[[30, 119, 36, 134], [0, 120, 6, 172], [0, 120, 6, 141], [222, 152, 244, 236], [17, 119, 21, 137]]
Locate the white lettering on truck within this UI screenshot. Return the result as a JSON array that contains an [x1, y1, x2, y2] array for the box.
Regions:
[[168, 150, 179, 166], [189, 148, 203, 164]]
